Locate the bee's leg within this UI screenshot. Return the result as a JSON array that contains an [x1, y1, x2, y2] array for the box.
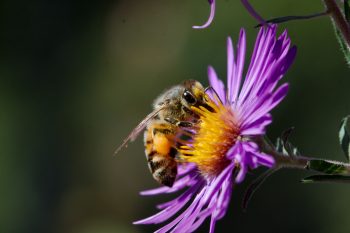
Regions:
[[164, 117, 177, 125], [176, 121, 193, 127], [182, 106, 200, 120], [164, 117, 194, 128], [152, 127, 173, 136], [181, 106, 193, 115]]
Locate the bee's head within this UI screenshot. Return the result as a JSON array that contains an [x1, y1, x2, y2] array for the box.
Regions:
[[181, 80, 207, 108], [181, 80, 216, 113]]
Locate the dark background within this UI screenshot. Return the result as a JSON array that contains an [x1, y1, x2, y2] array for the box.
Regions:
[[1, 0, 350, 233]]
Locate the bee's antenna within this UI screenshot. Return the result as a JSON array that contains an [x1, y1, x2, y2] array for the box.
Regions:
[[204, 86, 224, 104]]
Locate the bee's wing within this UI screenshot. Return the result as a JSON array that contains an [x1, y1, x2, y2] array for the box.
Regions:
[[114, 107, 165, 155]]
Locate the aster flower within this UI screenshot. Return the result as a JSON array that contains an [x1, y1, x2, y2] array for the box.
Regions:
[[134, 25, 297, 232], [193, 0, 266, 29]]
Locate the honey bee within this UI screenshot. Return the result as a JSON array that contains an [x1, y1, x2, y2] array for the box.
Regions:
[[115, 80, 214, 187]]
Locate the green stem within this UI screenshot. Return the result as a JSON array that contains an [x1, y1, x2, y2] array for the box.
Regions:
[[257, 136, 350, 175], [323, 0, 350, 48]]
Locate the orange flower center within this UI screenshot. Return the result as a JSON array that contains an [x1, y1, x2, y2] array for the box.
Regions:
[[179, 95, 240, 178]]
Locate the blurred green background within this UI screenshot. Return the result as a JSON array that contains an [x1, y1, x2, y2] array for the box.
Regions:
[[1, 0, 350, 232]]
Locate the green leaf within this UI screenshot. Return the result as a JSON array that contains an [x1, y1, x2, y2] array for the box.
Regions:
[[345, 0, 350, 24], [339, 115, 350, 161], [307, 159, 349, 175], [275, 127, 300, 157], [302, 174, 350, 184]]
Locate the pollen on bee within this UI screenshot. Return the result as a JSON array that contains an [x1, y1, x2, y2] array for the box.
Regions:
[[153, 134, 172, 155], [178, 94, 240, 178]]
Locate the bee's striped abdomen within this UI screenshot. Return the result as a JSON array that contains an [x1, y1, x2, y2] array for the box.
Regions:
[[144, 123, 178, 187]]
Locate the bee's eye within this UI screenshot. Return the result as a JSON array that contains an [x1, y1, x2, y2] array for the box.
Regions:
[[183, 90, 196, 104]]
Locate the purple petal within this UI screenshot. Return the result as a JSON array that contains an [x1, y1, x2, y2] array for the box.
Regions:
[[215, 178, 233, 219], [140, 174, 195, 196], [226, 141, 242, 160], [193, 179, 231, 233], [175, 165, 235, 232], [229, 30, 246, 103], [240, 114, 272, 135], [209, 215, 217, 233], [201, 163, 235, 203], [193, 0, 216, 29], [241, 0, 266, 25], [241, 83, 289, 127], [242, 142, 275, 168], [178, 163, 196, 176], [172, 188, 209, 232], [188, 196, 218, 231], [255, 45, 296, 97], [134, 182, 203, 225], [208, 66, 226, 103], [244, 27, 267, 80], [155, 177, 201, 210], [238, 26, 277, 106], [255, 152, 275, 167], [136, 163, 235, 232], [235, 164, 247, 183], [281, 46, 297, 73], [153, 202, 197, 233], [227, 37, 236, 102], [269, 83, 289, 108]]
